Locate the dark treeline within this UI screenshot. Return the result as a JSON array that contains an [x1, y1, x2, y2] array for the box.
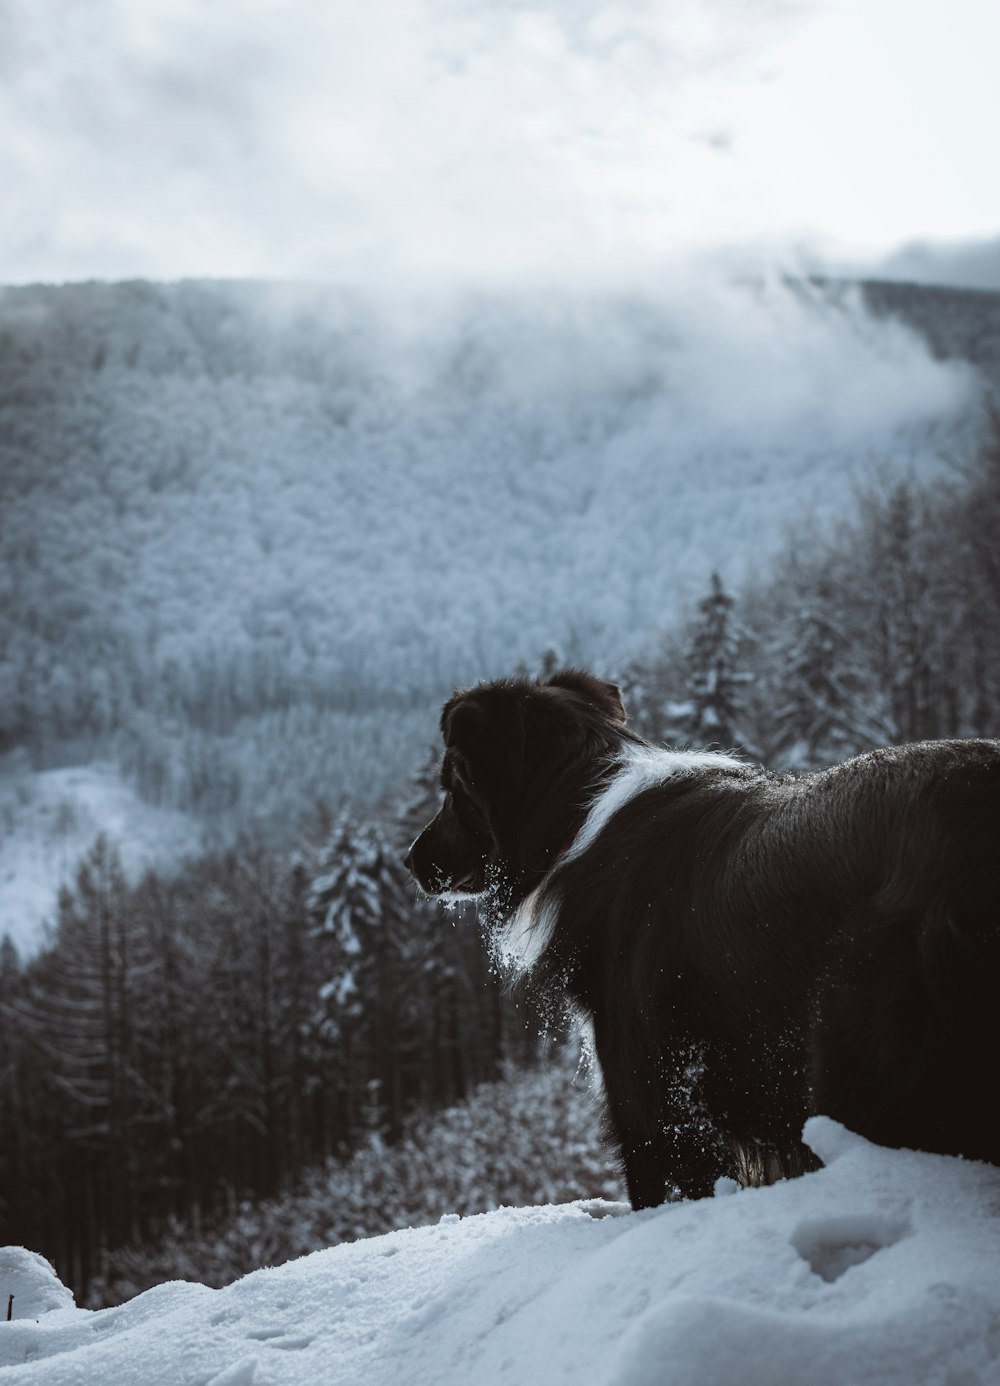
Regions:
[[84, 1053, 624, 1308], [0, 767, 540, 1299], [2, 408, 999, 1305]]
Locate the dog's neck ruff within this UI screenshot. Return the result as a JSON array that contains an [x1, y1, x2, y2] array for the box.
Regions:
[[498, 743, 743, 975], [560, 743, 743, 866]]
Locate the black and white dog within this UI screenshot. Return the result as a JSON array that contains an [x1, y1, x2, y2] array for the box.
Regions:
[[405, 669, 1000, 1209]]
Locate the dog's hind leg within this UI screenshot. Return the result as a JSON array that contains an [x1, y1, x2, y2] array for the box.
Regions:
[[813, 903, 999, 1165]]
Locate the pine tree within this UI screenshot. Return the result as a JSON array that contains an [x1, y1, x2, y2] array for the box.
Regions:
[[682, 572, 755, 751], [308, 814, 410, 1139], [618, 627, 687, 744], [31, 839, 138, 1136], [0, 935, 24, 1237], [10, 836, 155, 1278], [844, 478, 959, 746], [771, 573, 864, 763]]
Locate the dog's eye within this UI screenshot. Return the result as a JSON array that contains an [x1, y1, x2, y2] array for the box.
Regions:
[[450, 776, 479, 816], [450, 755, 476, 790]]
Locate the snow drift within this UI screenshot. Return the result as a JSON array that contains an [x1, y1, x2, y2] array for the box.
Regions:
[[3, 1119, 999, 1386]]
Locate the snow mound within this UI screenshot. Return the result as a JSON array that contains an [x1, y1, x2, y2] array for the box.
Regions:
[[0, 1249, 75, 1321], [2, 1122, 999, 1385]]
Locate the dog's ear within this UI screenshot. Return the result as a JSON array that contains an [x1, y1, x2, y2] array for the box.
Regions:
[[441, 692, 486, 751], [441, 686, 526, 796], [544, 669, 627, 724]]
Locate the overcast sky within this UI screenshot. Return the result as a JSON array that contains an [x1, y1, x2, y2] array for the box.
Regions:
[[2, 0, 999, 287]]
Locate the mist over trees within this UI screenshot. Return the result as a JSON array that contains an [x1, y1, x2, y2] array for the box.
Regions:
[[1, 277, 992, 831], [623, 405, 1000, 763]]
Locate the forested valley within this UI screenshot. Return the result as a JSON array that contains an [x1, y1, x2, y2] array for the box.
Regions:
[[2, 407, 998, 1304], [3, 277, 995, 830]]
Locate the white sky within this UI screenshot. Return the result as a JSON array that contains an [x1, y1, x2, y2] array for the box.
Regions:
[[1, 0, 999, 286]]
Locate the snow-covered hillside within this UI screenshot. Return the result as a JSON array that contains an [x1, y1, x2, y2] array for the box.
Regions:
[[0, 758, 203, 956], [1, 274, 996, 951], [3, 1119, 999, 1386], [1, 277, 983, 727]]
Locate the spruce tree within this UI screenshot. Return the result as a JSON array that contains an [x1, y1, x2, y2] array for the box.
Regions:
[[308, 814, 409, 1139], [773, 574, 858, 763], [682, 572, 755, 751]]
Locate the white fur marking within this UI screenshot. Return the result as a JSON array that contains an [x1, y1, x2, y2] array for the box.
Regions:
[[575, 1017, 605, 1099], [563, 743, 743, 865], [498, 744, 741, 975], [499, 884, 559, 974]]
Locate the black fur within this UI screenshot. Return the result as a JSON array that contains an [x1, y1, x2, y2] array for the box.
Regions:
[[405, 669, 1000, 1208]]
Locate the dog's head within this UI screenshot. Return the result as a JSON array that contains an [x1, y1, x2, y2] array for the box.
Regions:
[[404, 669, 627, 903]]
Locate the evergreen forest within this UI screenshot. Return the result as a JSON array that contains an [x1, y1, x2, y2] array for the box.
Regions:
[[2, 406, 999, 1303], [3, 277, 996, 829]]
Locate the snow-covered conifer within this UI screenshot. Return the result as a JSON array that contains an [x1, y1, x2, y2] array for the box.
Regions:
[[681, 572, 756, 752]]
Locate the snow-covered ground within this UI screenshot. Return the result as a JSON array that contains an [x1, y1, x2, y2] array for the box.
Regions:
[[3, 1119, 999, 1386], [0, 758, 203, 956]]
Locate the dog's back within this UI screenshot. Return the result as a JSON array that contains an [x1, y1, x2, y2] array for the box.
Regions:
[[524, 736, 1000, 1202]]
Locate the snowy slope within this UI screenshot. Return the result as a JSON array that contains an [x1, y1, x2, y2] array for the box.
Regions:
[[0, 275, 994, 952], [0, 759, 203, 956], [0, 277, 981, 707], [3, 1119, 999, 1386]]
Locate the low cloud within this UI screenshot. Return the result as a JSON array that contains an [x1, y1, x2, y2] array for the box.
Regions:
[[870, 237, 1000, 293]]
